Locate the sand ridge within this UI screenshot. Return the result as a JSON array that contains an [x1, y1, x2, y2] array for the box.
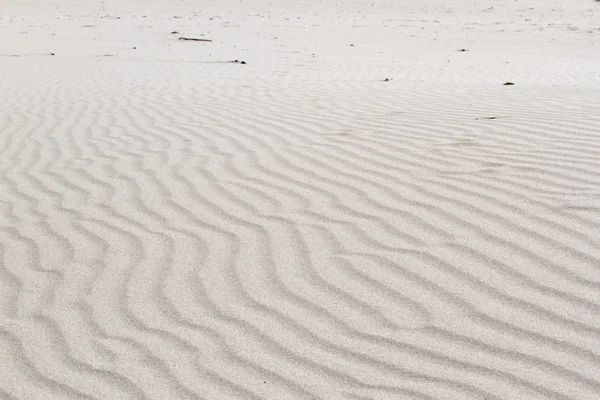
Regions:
[[1, 0, 600, 399]]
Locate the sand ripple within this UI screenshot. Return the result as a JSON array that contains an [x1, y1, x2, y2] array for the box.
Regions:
[[1, 5, 600, 399]]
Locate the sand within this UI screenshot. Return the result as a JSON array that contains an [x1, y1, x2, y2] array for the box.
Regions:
[[1, 0, 600, 399]]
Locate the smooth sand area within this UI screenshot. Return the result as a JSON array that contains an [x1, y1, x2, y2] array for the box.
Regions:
[[1, 1, 600, 399]]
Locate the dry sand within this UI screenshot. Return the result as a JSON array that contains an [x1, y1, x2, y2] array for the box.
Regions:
[[1, 0, 600, 399]]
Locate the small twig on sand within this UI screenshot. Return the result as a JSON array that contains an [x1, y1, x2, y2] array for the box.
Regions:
[[178, 37, 212, 42], [475, 116, 508, 120]]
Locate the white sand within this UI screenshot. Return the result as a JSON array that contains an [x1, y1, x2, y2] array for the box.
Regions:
[[1, 0, 600, 399]]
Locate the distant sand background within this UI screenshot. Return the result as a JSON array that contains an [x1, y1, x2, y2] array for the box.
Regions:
[[1, 1, 600, 399]]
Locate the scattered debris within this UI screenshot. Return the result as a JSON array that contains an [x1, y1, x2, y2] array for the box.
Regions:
[[503, 82, 515, 85], [179, 36, 212, 42], [232, 59, 247, 64], [459, 48, 469, 52], [383, 78, 393, 82]]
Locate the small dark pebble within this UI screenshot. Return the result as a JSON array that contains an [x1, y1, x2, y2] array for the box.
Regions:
[[350, 44, 354, 46], [133, 47, 137, 49], [503, 82, 515, 86], [241, 61, 246, 64], [384, 78, 392, 81], [50, 53, 55, 56], [459, 48, 468, 52]]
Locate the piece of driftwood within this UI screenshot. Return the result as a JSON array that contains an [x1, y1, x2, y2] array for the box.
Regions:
[[178, 37, 212, 42]]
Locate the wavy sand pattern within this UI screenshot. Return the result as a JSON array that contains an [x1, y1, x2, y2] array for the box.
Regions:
[[1, 0, 600, 399]]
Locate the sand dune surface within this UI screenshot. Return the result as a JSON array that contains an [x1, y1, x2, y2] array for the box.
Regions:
[[1, 0, 600, 399]]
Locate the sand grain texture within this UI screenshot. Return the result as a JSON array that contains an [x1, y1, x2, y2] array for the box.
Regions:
[[1, 0, 600, 399]]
